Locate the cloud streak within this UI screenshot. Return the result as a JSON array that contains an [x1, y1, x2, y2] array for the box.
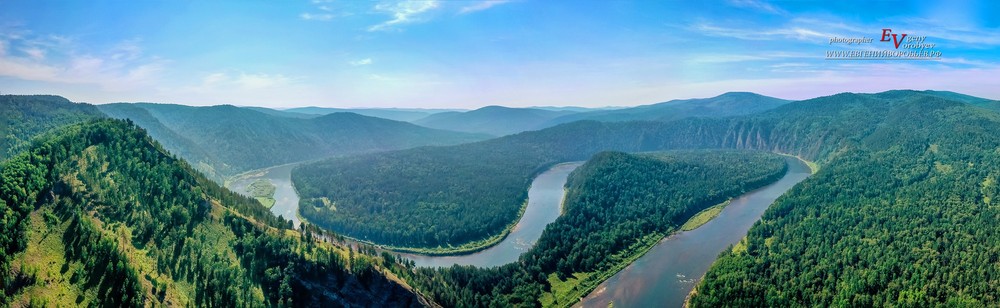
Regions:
[[692, 23, 837, 42], [301, 13, 335, 21], [368, 0, 440, 32], [0, 33, 166, 91], [459, 0, 511, 14], [350, 58, 373, 66], [727, 0, 786, 15]]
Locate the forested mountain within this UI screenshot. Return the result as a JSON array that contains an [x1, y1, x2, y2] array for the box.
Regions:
[[688, 94, 1000, 306], [292, 120, 658, 248], [243, 107, 321, 119], [91, 103, 227, 180], [542, 92, 790, 126], [917, 90, 1000, 112], [391, 150, 788, 307], [284, 106, 464, 122], [412, 106, 577, 136], [99, 103, 488, 179], [0, 119, 428, 306], [296, 90, 1000, 306], [0, 95, 104, 160]]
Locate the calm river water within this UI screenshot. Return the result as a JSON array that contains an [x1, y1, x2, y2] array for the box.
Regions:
[[226, 162, 583, 268], [227, 163, 302, 228], [398, 162, 582, 268], [576, 156, 812, 308]]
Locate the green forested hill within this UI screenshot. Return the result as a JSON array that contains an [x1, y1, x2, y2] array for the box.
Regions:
[[688, 95, 1000, 306], [0, 119, 427, 306], [292, 120, 658, 248], [543, 92, 790, 126], [99, 102, 489, 179], [290, 89, 836, 249], [90, 103, 227, 179], [412, 106, 577, 136], [391, 150, 787, 307], [0, 95, 104, 160], [296, 90, 1000, 306]]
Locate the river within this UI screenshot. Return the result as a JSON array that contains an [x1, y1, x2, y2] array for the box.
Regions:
[[225, 161, 583, 268], [576, 156, 812, 308], [398, 162, 583, 268], [227, 163, 303, 228]]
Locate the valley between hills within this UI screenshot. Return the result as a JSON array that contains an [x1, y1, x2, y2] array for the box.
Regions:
[[4, 90, 1000, 307]]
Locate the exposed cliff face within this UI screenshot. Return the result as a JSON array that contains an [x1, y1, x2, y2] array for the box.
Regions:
[[636, 92, 927, 163]]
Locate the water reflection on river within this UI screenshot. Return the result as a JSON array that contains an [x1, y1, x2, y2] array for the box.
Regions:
[[576, 157, 812, 308], [399, 162, 582, 268], [226, 162, 583, 268], [227, 164, 302, 228]]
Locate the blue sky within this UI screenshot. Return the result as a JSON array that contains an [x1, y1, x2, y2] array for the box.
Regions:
[[0, 0, 998, 108]]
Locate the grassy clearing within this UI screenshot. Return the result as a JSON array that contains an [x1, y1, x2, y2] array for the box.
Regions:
[[13, 209, 86, 307], [776, 152, 820, 174], [540, 272, 592, 307], [247, 179, 277, 208], [255, 197, 276, 209], [731, 236, 748, 255], [540, 232, 665, 308], [680, 199, 731, 231]]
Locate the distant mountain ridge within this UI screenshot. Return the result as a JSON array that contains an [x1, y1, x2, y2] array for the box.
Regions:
[[98, 102, 489, 179], [543, 92, 792, 126], [409, 92, 792, 136], [413, 106, 578, 136], [0, 95, 104, 159], [282, 106, 466, 122]]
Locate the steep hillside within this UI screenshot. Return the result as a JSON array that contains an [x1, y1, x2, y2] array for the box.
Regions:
[[99, 103, 488, 178], [393, 150, 788, 307], [688, 94, 1000, 306], [293, 90, 996, 268], [413, 106, 577, 136], [0, 95, 104, 159], [0, 120, 428, 306], [303, 89, 1000, 306], [96, 103, 227, 179], [544, 92, 790, 126]]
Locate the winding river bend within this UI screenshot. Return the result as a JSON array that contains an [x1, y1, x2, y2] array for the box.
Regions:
[[226, 156, 811, 301], [576, 156, 812, 308], [226, 162, 582, 268], [398, 162, 583, 268]]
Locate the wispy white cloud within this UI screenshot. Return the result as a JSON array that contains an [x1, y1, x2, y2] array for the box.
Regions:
[[350, 58, 373, 66], [20, 46, 45, 60], [110, 39, 143, 61], [0, 33, 166, 91], [300, 0, 348, 21], [692, 23, 836, 42], [459, 0, 511, 14], [368, 0, 440, 32], [300, 13, 335, 21], [727, 0, 786, 15]]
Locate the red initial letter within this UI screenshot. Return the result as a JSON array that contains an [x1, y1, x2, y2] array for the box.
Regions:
[[881, 29, 892, 41], [892, 33, 907, 49]]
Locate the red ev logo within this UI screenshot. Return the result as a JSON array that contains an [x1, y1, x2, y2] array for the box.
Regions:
[[880, 29, 907, 49]]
